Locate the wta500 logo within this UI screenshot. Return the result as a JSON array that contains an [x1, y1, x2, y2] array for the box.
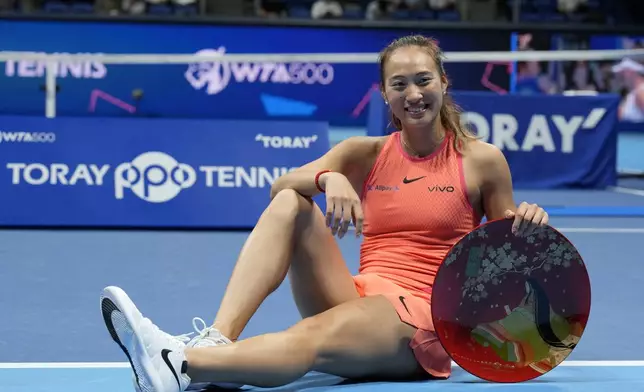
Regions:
[[185, 47, 334, 95], [0, 131, 56, 144], [7, 152, 296, 204]]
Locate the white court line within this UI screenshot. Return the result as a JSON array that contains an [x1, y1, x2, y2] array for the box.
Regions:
[[558, 228, 644, 233], [556, 361, 644, 367], [0, 362, 130, 369], [1, 361, 643, 369], [347, 226, 644, 234], [609, 186, 644, 197]]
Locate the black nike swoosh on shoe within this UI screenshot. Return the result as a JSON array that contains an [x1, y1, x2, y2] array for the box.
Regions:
[[162, 349, 181, 389], [403, 176, 426, 184]]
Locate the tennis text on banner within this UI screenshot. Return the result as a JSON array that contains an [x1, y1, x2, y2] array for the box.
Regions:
[[5, 53, 107, 79]]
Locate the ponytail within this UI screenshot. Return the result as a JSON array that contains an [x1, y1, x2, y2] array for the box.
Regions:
[[439, 94, 478, 154], [390, 112, 402, 134]]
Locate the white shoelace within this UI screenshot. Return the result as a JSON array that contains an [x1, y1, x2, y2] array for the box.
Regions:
[[137, 316, 228, 351], [175, 317, 230, 346]]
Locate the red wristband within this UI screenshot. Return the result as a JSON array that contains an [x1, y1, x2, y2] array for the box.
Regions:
[[315, 170, 331, 193]]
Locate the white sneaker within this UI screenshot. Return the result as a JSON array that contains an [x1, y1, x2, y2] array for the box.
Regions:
[[183, 317, 242, 390], [100, 286, 191, 392], [130, 318, 242, 391]]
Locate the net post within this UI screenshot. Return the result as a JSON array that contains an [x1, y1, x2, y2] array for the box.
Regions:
[[45, 60, 56, 119], [512, 0, 521, 23]]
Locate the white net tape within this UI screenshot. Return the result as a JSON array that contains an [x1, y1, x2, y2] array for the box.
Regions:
[[1, 48, 643, 64], [2, 48, 643, 118]]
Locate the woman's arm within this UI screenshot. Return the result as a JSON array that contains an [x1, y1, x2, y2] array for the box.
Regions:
[[477, 143, 548, 235], [270, 136, 380, 200]]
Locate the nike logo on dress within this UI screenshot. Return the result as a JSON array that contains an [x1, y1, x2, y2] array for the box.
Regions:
[[399, 296, 411, 315], [161, 349, 181, 388], [403, 176, 426, 184]]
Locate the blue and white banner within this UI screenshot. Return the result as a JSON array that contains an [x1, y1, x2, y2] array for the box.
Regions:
[[0, 20, 510, 126], [368, 91, 620, 189], [0, 116, 329, 228]]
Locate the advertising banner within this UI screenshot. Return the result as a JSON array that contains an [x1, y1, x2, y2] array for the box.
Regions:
[[367, 91, 619, 189], [0, 115, 329, 228], [0, 20, 510, 125]]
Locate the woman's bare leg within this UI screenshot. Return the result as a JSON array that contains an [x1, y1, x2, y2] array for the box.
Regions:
[[187, 295, 426, 388], [213, 189, 359, 340]]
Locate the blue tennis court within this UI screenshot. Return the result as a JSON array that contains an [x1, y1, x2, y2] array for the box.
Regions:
[[1, 187, 643, 392], [3, 0, 644, 389]]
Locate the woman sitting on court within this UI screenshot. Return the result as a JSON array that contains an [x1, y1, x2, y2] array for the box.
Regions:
[[100, 35, 549, 392]]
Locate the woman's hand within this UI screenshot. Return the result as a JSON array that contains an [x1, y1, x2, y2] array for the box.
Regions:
[[320, 172, 364, 239], [505, 202, 549, 236]]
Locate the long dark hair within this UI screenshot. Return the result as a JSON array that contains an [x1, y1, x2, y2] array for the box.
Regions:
[[378, 35, 477, 153]]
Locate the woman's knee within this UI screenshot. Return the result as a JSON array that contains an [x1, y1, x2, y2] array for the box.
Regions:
[[286, 297, 403, 355], [284, 313, 338, 355], [264, 189, 314, 223], [286, 314, 325, 341], [285, 298, 424, 379]]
